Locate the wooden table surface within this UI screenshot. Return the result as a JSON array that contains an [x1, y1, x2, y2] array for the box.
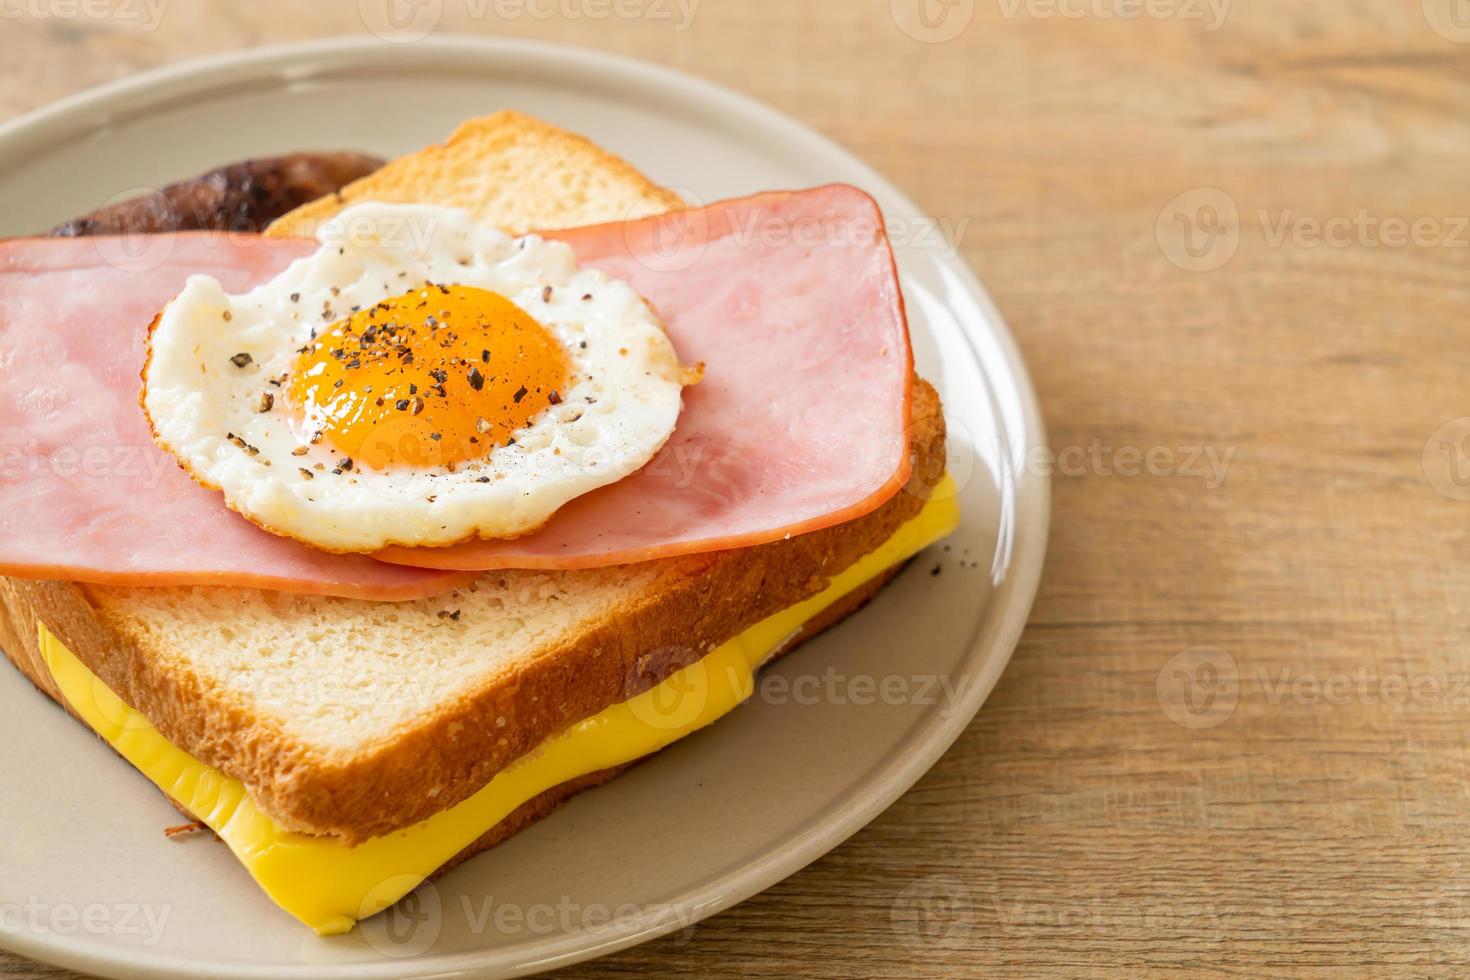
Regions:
[[4, 1, 1470, 976]]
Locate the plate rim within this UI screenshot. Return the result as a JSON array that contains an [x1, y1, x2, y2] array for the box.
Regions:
[[0, 33, 1051, 980]]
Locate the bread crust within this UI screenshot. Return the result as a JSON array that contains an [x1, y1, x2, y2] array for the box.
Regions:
[[0, 380, 945, 843], [3, 561, 901, 888], [264, 110, 685, 240], [430, 564, 903, 878]]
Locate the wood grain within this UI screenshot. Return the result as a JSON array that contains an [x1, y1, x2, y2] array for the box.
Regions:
[[4, 0, 1470, 976]]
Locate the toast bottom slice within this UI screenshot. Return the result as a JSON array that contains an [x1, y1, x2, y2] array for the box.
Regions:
[[2, 377, 944, 845], [24, 496, 953, 934]]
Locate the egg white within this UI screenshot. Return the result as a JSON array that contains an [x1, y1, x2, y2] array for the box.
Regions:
[[143, 203, 685, 553]]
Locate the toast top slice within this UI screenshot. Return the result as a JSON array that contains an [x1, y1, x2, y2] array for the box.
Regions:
[[266, 110, 685, 239]]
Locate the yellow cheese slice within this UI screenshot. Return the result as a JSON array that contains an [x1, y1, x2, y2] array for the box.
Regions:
[[39, 484, 958, 935]]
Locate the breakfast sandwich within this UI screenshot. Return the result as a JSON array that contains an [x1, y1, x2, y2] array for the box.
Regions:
[[0, 111, 954, 934]]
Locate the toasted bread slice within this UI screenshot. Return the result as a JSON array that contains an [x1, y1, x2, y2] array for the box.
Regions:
[[265, 110, 684, 239], [1, 383, 942, 842], [0, 112, 945, 847]]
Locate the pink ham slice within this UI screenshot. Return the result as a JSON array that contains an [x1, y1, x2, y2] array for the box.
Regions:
[[375, 184, 914, 571], [0, 234, 472, 600], [0, 184, 912, 589]]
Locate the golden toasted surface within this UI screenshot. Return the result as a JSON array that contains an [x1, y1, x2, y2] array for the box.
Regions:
[[428, 564, 905, 881], [265, 110, 684, 238]]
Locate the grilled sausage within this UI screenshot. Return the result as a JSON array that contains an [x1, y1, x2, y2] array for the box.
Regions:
[[48, 151, 384, 237]]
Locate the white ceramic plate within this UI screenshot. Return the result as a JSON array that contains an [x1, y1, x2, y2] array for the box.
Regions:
[[0, 36, 1048, 980]]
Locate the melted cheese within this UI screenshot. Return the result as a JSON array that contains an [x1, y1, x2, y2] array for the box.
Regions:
[[39, 485, 958, 935]]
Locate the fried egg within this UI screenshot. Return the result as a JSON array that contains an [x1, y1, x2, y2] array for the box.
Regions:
[[143, 203, 687, 553]]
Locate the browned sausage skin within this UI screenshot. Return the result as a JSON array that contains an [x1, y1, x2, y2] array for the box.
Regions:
[[48, 151, 383, 237]]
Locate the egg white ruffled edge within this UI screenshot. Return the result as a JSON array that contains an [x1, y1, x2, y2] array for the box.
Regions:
[[141, 202, 687, 553]]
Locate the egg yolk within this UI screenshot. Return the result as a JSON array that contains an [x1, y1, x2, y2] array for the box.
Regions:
[[288, 285, 569, 470]]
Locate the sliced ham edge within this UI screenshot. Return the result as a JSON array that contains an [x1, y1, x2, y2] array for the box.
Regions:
[[0, 232, 472, 601], [0, 183, 913, 591]]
